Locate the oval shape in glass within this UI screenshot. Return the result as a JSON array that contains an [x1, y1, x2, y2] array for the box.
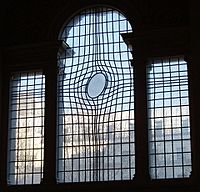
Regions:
[[87, 73, 107, 98]]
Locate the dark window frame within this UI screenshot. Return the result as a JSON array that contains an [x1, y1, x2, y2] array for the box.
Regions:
[[0, 3, 196, 192]]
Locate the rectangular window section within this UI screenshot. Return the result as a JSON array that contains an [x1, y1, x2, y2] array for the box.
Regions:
[[8, 72, 45, 185], [147, 56, 192, 179]]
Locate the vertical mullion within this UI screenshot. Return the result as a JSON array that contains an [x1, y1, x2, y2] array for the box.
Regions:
[[161, 58, 167, 178], [169, 57, 175, 178], [82, 10, 87, 182], [152, 59, 157, 178], [62, 34, 68, 183], [178, 57, 184, 177], [16, 74, 22, 185], [61, 31, 66, 184], [117, 9, 124, 181], [180, 58, 188, 177], [99, 9, 105, 181], [41, 72, 45, 181], [71, 16, 75, 183], [24, 74, 28, 184], [105, 9, 111, 181], [134, 58, 149, 182], [111, 9, 117, 181], [76, 13, 81, 183], [44, 59, 57, 184], [88, 10, 92, 182], [32, 73, 36, 184]]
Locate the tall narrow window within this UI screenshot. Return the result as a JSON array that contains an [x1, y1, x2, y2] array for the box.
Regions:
[[147, 56, 192, 179], [8, 72, 45, 185], [57, 7, 134, 182]]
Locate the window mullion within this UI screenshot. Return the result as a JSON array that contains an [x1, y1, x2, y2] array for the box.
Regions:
[[43, 63, 57, 185], [43, 41, 67, 186], [133, 59, 150, 183]]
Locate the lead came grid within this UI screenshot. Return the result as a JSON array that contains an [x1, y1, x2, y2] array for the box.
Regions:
[[57, 7, 135, 182], [147, 56, 192, 179], [8, 72, 45, 185]]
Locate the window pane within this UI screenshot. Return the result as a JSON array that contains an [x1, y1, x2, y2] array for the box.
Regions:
[[147, 56, 192, 179], [8, 72, 45, 185], [57, 7, 134, 183]]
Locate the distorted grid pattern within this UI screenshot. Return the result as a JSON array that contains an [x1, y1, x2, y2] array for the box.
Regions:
[[8, 72, 45, 185], [57, 7, 134, 182], [147, 56, 192, 179]]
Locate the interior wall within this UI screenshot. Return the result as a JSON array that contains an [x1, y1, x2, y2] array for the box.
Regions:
[[1, 0, 199, 191]]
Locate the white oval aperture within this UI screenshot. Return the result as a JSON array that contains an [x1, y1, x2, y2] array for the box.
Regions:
[[87, 73, 106, 98]]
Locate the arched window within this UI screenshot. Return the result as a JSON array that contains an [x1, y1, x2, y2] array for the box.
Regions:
[[57, 6, 134, 182]]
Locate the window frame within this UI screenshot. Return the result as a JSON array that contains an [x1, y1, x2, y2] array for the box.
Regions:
[[0, 5, 195, 192]]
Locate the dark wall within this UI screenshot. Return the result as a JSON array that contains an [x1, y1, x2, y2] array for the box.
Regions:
[[0, 0, 189, 46], [1, 0, 200, 192]]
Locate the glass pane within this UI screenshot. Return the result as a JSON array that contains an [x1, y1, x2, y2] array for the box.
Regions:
[[57, 7, 134, 183], [8, 71, 45, 185], [147, 56, 192, 179]]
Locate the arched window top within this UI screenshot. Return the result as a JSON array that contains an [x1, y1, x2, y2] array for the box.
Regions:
[[60, 6, 133, 50], [59, 6, 133, 72]]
